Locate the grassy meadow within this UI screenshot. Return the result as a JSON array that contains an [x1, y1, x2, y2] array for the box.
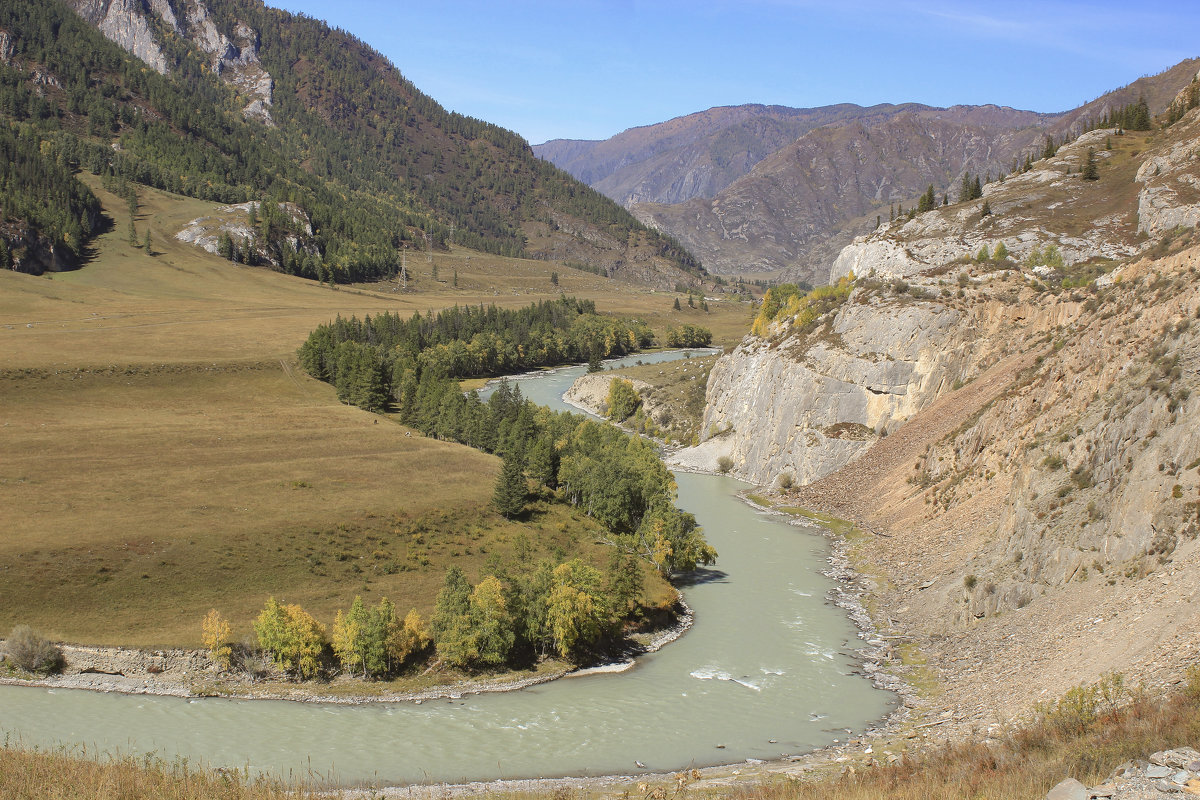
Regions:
[[0, 180, 734, 647]]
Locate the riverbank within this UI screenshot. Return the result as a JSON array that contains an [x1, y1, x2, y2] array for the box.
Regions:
[[336, 489, 927, 799], [0, 601, 694, 705]]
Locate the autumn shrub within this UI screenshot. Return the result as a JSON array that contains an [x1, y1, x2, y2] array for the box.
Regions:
[[4, 625, 63, 674], [201, 609, 233, 670], [331, 596, 429, 678], [1186, 663, 1200, 701], [252, 598, 326, 679], [716, 455, 733, 474]]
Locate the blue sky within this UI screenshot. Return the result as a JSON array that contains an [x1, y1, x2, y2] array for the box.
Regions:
[[268, 0, 1200, 145]]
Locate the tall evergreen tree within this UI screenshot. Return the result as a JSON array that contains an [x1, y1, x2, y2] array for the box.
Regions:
[[493, 449, 527, 518], [917, 184, 935, 213], [1082, 148, 1099, 180]]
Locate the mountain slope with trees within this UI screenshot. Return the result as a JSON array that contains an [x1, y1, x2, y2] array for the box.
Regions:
[[0, 0, 701, 286]]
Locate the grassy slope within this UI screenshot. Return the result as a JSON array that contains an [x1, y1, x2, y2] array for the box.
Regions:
[[0, 180, 728, 646]]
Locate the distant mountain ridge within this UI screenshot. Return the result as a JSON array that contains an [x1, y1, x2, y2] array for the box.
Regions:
[[538, 59, 1200, 282]]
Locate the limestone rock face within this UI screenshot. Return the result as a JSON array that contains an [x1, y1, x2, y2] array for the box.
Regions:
[[831, 129, 1143, 284], [67, 0, 171, 75], [700, 296, 985, 486], [175, 202, 316, 266], [65, 0, 275, 125], [0, 29, 14, 65], [181, 2, 275, 125], [1135, 110, 1200, 237]]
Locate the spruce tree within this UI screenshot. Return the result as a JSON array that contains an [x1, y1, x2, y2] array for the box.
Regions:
[[493, 449, 527, 518], [1082, 148, 1099, 180], [143, 229, 152, 254], [917, 184, 935, 213], [959, 172, 973, 203]]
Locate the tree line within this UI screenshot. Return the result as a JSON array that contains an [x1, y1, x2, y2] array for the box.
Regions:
[[297, 297, 659, 411], [204, 528, 654, 679]]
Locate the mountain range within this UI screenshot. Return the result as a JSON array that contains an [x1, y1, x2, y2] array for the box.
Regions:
[[536, 59, 1200, 284]]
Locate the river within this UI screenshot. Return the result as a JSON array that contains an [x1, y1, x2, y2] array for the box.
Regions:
[[0, 350, 895, 787]]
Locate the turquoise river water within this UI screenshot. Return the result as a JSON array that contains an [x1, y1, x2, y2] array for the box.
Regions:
[[0, 350, 895, 787]]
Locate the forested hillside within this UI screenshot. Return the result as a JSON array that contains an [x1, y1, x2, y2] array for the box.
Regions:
[[0, 0, 701, 284]]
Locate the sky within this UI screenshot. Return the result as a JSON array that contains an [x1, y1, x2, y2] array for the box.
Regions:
[[267, 0, 1200, 145]]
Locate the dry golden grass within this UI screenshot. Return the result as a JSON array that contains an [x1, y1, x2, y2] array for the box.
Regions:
[[725, 685, 1200, 800], [0, 746, 312, 800], [0, 363, 677, 646], [0, 179, 749, 371], [0, 180, 687, 648]]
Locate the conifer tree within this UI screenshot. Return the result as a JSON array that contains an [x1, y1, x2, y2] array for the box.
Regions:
[[917, 184, 935, 213], [493, 449, 527, 518], [143, 229, 151, 254], [1082, 148, 1099, 180], [980, 199, 992, 218]]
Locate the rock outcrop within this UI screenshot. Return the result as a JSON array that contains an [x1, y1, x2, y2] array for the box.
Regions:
[[829, 128, 1144, 285], [686, 99, 1200, 726], [67, 0, 171, 74], [1042, 748, 1200, 800], [176, 201, 316, 266], [66, 0, 275, 125]]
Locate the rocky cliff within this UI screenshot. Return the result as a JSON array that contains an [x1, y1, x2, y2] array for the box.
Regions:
[[681, 100, 1200, 724], [65, 0, 275, 124]]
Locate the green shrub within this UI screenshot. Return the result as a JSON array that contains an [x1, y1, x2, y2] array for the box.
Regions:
[[716, 456, 733, 474], [606, 378, 641, 421]]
